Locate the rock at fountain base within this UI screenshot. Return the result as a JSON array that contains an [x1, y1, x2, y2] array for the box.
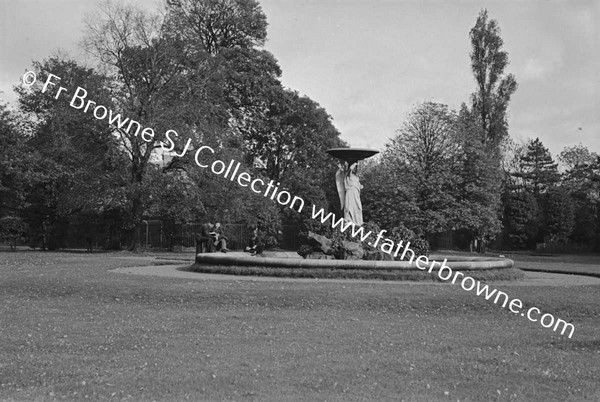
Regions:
[[364, 250, 394, 261], [307, 231, 367, 260], [308, 231, 334, 254], [341, 241, 364, 260], [306, 252, 335, 260]]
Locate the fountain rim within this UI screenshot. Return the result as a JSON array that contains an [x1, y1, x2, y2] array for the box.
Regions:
[[195, 253, 514, 270]]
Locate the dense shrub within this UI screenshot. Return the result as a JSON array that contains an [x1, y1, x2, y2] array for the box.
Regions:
[[388, 224, 429, 260], [297, 244, 314, 259]]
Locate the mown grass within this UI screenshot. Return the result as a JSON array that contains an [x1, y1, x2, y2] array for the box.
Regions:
[[508, 253, 600, 277], [1, 251, 599, 401]]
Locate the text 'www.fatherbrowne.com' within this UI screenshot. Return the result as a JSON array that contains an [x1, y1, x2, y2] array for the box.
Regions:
[[310, 205, 575, 339]]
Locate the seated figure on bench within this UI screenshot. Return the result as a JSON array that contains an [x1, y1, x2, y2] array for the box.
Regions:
[[244, 226, 263, 256], [195, 222, 215, 253], [213, 222, 229, 253]]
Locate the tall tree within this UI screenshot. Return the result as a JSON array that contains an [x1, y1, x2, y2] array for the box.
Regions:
[[380, 102, 461, 237], [82, 0, 347, 250], [559, 144, 600, 247], [504, 138, 565, 246], [83, 1, 228, 248], [545, 185, 575, 243], [372, 102, 506, 243], [165, 0, 268, 55], [0, 102, 27, 218], [453, 104, 503, 239], [560, 144, 600, 188], [504, 190, 539, 249], [15, 57, 129, 249], [238, 87, 344, 182], [164, 0, 346, 239], [512, 138, 560, 196], [469, 9, 517, 145], [361, 160, 419, 232]]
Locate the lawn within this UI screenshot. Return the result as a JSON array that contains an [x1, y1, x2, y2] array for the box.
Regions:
[[508, 253, 600, 277], [1, 251, 599, 401]]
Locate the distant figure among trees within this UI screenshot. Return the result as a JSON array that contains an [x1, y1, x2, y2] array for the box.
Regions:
[[85, 235, 93, 253]]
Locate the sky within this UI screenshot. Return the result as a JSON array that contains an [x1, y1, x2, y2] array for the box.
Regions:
[[1, 0, 598, 157]]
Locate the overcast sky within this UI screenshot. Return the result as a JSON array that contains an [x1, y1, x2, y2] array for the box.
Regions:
[[1, 0, 598, 157]]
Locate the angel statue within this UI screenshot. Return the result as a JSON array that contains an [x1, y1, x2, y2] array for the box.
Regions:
[[335, 161, 363, 226]]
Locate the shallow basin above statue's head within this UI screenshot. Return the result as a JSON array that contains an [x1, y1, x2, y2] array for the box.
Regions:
[[326, 148, 379, 165]]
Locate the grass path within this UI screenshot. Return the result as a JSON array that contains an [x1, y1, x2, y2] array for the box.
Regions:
[[1, 251, 599, 401]]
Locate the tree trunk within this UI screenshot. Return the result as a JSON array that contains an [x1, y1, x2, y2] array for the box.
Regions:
[[128, 196, 143, 251]]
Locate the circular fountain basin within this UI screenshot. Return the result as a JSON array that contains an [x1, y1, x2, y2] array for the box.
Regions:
[[195, 252, 513, 271]]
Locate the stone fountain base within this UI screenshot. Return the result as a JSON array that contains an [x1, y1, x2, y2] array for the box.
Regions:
[[195, 251, 513, 270]]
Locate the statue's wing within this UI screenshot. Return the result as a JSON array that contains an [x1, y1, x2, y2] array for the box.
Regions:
[[335, 168, 346, 210]]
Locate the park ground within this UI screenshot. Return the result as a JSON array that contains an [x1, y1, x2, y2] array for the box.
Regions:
[[1, 251, 599, 401]]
